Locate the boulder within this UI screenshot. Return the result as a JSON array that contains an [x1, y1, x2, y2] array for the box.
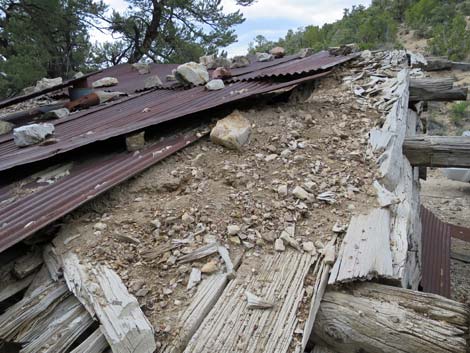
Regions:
[[131, 63, 151, 74], [214, 57, 232, 69], [126, 131, 145, 152], [210, 110, 251, 150], [212, 67, 232, 80], [230, 56, 250, 69], [92, 77, 119, 88], [13, 123, 55, 147], [270, 47, 285, 58], [42, 108, 70, 120], [205, 79, 225, 91], [144, 75, 163, 89], [298, 48, 314, 58], [199, 55, 217, 69], [35, 77, 63, 91], [256, 52, 274, 62], [0, 120, 14, 135], [175, 62, 209, 86]]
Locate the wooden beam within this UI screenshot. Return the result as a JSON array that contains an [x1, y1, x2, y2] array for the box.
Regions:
[[409, 87, 467, 102], [312, 283, 469, 353], [410, 77, 454, 91], [423, 57, 453, 71], [404, 135, 470, 168]]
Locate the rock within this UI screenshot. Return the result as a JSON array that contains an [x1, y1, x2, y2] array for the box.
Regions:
[[302, 241, 315, 253], [214, 57, 232, 69], [92, 77, 118, 88], [132, 62, 151, 74], [199, 55, 217, 69], [317, 191, 336, 204], [182, 212, 195, 224], [93, 222, 107, 231], [230, 56, 250, 69], [175, 62, 209, 85], [298, 48, 314, 58], [205, 79, 225, 91], [210, 110, 251, 150], [166, 74, 176, 81], [115, 233, 140, 244], [151, 219, 161, 228], [42, 108, 70, 120], [265, 154, 277, 162], [144, 75, 163, 89], [262, 231, 276, 243], [277, 184, 288, 197], [201, 260, 218, 273], [125, 131, 145, 152], [187, 268, 202, 289], [256, 52, 273, 62], [292, 186, 313, 201], [0, 120, 14, 135], [95, 91, 126, 103], [270, 47, 285, 58], [13, 123, 55, 147], [35, 77, 63, 90], [212, 67, 232, 80], [280, 230, 300, 250], [229, 236, 241, 245], [74, 72, 84, 79], [135, 288, 149, 297], [227, 224, 240, 236], [274, 238, 285, 252]]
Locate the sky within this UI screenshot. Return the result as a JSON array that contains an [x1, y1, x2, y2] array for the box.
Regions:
[[93, 0, 372, 56]]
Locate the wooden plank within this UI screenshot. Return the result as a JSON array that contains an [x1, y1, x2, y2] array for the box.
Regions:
[[61, 252, 156, 353], [451, 251, 470, 263], [409, 87, 467, 102], [70, 328, 109, 353], [404, 135, 470, 168], [329, 208, 393, 284], [0, 273, 35, 303], [312, 282, 469, 353], [410, 77, 454, 91], [13, 248, 43, 279], [183, 251, 315, 353]]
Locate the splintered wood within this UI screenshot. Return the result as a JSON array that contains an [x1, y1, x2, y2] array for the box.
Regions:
[[183, 251, 315, 353]]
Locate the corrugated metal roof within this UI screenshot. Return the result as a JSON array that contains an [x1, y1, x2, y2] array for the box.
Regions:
[[0, 71, 331, 172], [421, 206, 451, 298], [0, 130, 204, 253]]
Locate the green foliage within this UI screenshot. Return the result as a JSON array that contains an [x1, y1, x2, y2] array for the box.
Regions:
[[451, 101, 470, 126], [429, 14, 470, 61]]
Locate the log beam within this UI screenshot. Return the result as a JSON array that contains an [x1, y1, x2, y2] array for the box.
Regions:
[[409, 87, 467, 102], [403, 135, 470, 168]]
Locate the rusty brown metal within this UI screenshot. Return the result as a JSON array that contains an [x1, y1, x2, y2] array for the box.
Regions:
[[0, 131, 204, 253], [420, 206, 451, 298], [449, 224, 470, 242], [0, 71, 331, 172]]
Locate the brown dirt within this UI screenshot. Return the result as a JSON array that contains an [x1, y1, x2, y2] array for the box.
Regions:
[[55, 73, 382, 347]]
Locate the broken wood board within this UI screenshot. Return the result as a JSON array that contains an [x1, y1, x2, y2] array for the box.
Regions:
[[70, 328, 109, 353], [329, 208, 393, 284], [13, 248, 43, 279], [61, 252, 156, 353], [313, 282, 469, 353], [0, 273, 35, 303], [183, 250, 314, 353]]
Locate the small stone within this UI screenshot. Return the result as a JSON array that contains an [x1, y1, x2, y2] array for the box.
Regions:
[[175, 62, 209, 85], [262, 231, 276, 243], [13, 123, 55, 147], [205, 79, 225, 91], [92, 77, 119, 88], [270, 47, 285, 58], [166, 74, 176, 81], [277, 184, 288, 197], [230, 56, 250, 68], [0, 120, 14, 135], [265, 154, 277, 162], [131, 62, 151, 74], [125, 131, 145, 152], [292, 186, 313, 201], [182, 212, 195, 224], [151, 219, 161, 228], [302, 241, 315, 253], [135, 288, 149, 297], [42, 108, 70, 120], [212, 67, 232, 80], [210, 110, 251, 150], [227, 225, 240, 236], [229, 236, 241, 245], [201, 260, 218, 273], [274, 238, 285, 252], [35, 77, 62, 90], [256, 52, 274, 62], [144, 75, 163, 89], [93, 222, 107, 231]]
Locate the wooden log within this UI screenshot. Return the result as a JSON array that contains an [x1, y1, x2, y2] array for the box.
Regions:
[[423, 57, 453, 71], [61, 252, 156, 353], [409, 87, 467, 102], [452, 61, 470, 71], [403, 135, 470, 168], [410, 77, 454, 91], [312, 283, 469, 353]]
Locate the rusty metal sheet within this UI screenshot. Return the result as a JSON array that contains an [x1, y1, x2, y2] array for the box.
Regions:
[[449, 223, 470, 242], [420, 206, 451, 298], [0, 71, 330, 172], [0, 130, 204, 253]]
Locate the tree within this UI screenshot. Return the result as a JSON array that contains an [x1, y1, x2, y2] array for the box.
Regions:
[[104, 0, 255, 64], [429, 14, 470, 61]]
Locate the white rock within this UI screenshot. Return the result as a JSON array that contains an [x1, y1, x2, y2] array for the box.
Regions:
[[151, 219, 161, 228], [256, 52, 274, 62], [182, 212, 195, 224], [230, 56, 250, 68], [205, 79, 225, 91], [277, 184, 288, 197], [93, 222, 107, 231], [274, 238, 285, 252], [0, 120, 14, 135], [210, 110, 251, 150], [132, 63, 151, 74], [43, 108, 70, 120], [92, 77, 119, 88], [227, 224, 240, 236], [292, 186, 313, 201], [35, 77, 63, 90], [144, 75, 163, 89], [302, 241, 315, 253], [199, 55, 216, 69], [187, 268, 202, 289], [175, 62, 209, 85], [13, 123, 55, 147], [265, 154, 277, 162]]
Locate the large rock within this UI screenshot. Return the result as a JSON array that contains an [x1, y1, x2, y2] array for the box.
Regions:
[[131, 63, 151, 74], [230, 56, 250, 69], [35, 77, 63, 91], [92, 77, 119, 88], [199, 55, 217, 69], [299, 48, 314, 58], [175, 62, 209, 86], [210, 110, 251, 150], [0, 120, 14, 135], [270, 47, 285, 58], [205, 79, 225, 91], [144, 75, 163, 89], [212, 67, 232, 80], [256, 52, 274, 62], [13, 123, 55, 147]]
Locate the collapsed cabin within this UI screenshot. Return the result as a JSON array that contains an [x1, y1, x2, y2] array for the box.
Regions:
[[0, 49, 469, 353]]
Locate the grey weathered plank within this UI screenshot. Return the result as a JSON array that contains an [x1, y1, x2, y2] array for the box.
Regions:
[[409, 87, 467, 102]]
